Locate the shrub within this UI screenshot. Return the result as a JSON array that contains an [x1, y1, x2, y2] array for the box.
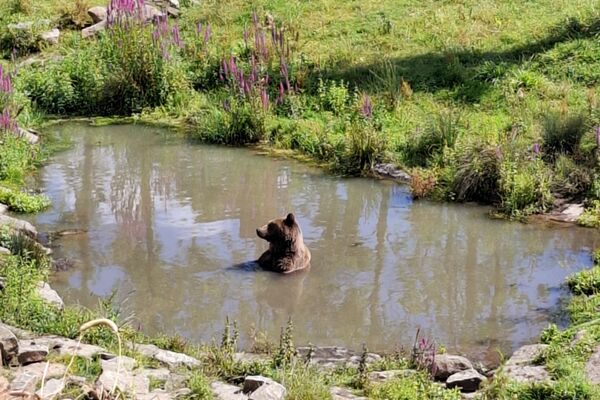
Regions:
[[452, 142, 502, 203], [317, 78, 352, 116], [19, 66, 77, 114], [567, 266, 600, 295], [334, 96, 388, 175], [410, 168, 437, 199], [0, 18, 51, 57], [542, 112, 587, 157], [368, 373, 461, 400], [0, 134, 38, 183], [0, 187, 50, 213], [500, 158, 554, 217], [405, 110, 462, 167], [552, 155, 592, 199], [577, 200, 600, 228]]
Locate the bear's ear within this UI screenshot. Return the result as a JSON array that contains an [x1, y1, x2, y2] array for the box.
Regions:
[[284, 213, 296, 226]]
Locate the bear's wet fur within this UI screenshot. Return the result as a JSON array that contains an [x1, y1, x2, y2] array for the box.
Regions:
[[256, 213, 311, 274]]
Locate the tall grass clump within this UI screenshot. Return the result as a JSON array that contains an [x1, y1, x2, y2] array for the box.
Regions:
[[500, 157, 554, 218], [405, 110, 462, 167], [542, 111, 587, 157], [334, 95, 388, 175], [451, 142, 502, 203]]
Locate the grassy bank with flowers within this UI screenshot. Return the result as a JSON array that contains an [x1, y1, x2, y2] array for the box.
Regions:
[[1, 0, 600, 219]]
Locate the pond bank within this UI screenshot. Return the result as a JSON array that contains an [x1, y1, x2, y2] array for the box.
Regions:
[[2, 125, 600, 398]]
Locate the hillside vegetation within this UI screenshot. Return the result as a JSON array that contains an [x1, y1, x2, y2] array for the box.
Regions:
[[2, 0, 600, 218]]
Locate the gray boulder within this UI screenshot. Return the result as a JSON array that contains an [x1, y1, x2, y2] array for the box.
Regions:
[[210, 381, 246, 400], [0, 324, 18, 364], [446, 369, 486, 393], [17, 342, 49, 365], [585, 345, 600, 384], [88, 6, 107, 23], [82, 19, 106, 38], [36, 282, 64, 309], [506, 344, 548, 366], [503, 365, 551, 383], [243, 376, 286, 400], [433, 354, 474, 381], [36, 378, 65, 399], [40, 29, 60, 45]]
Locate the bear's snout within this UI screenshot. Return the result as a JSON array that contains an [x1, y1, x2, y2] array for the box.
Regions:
[[256, 227, 267, 239]]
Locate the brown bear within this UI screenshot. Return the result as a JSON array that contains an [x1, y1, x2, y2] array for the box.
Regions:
[[256, 213, 311, 274]]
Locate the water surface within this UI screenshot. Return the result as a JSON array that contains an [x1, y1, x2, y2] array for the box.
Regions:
[[29, 123, 600, 363]]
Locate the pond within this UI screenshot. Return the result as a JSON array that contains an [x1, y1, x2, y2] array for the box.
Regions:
[[28, 122, 600, 363]]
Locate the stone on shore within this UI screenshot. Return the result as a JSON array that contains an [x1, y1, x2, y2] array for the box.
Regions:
[[17, 342, 49, 365], [506, 344, 548, 366], [296, 346, 381, 368], [211, 381, 246, 400], [0, 324, 19, 364], [585, 345, 600, 384], [36, 378, 65, 400], [0, 215, 37, 238], [330, 386, 367, 400], [433, 354, 474, 381], [36, 282, 64, 310], [82, 19, 106, 38], [88, 6, 107, 23], [503, 365, 551, 383], [134, 343, 200, 369], [40, 29, 60, 45], [446, 369, 487, 393], [243, 376, 285, 400]]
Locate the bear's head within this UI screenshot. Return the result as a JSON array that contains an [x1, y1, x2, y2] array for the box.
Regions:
[[256, 213, 301, 246]]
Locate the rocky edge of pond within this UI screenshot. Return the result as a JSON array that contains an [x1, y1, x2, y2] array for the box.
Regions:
[[2, 212, 600, 399]]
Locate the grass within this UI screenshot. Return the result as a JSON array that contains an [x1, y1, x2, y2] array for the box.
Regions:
[[0, 0, 599, 216]]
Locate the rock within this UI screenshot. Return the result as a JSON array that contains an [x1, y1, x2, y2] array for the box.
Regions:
[[88, 6, 107, 23], [585, 345, 600, 384], [503, 365, 551, 383], [0, 324, 19, 364], [9, 371, 40, 396], [142, 5, 165, 22], [173, 388, 192, 398], [446, 369, 486, 393], [167, 0, 179, 8], [17, 342, 49, 365], [97, 369, 149, 396], [572, 330, 587, 346], [296, 346, 381, 369], [243, 376, 272, 393], [101, 355, 137, 372], [40, 29, 59, 45], [82, 20, 106, 38], [506, 344, 548, 366], [368, 369, 415, 382], [134, 343, 200, 369], [243, 376, 286, 400], [330, 386, 366, 400], [0, 375, 8, 395], [15, 127, 39, 145], [41, 336, 104, 359], [166, 7, 180, 17], [373, 163, 411, 183], [0, 203, 7, 214], [210, 381, 246, 400], [0, 277, 5, 291], [36, 378, 65, 399], [137, 390, 173, 400], [0, 247, 10, 255], [36, 282, 64, 310], [140, 367, 171, 381], [433, 354, 474, 381], [7, 22, 34, 31], [21, 362, 67, 379], [0, 215, 37, 238], [249, 383, 286, 400]]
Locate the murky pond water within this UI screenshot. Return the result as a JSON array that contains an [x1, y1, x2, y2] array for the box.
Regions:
[[29, 123, 599, 362]]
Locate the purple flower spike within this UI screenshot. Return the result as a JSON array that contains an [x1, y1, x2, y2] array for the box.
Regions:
[[260, 89, 269, 110], [360, 95, 373, 118], [204, 24, 211, 44], [596, 126, 600, 148], [532, 142, 540, 155], [196, 21, 203, 36]]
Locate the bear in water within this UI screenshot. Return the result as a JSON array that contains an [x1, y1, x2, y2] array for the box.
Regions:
[[256, 213, 311, 274]]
